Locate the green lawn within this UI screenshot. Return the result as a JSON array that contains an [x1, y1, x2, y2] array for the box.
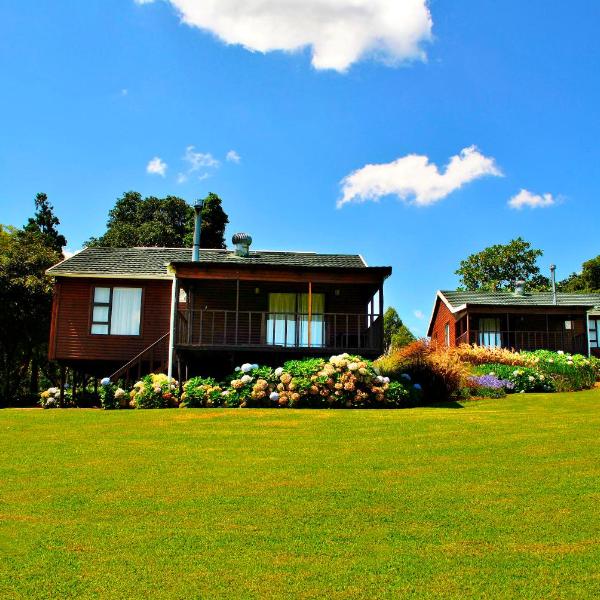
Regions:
[[1, 392, 600, 599]]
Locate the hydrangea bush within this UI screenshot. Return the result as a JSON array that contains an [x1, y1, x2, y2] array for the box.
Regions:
[[181, 377, 223, 408], [130, 373, 179, 409]]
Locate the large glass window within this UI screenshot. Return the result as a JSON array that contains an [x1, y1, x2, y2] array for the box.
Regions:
[[266, 292, 325, 347], [478, 317, 502, 348], [91, 286, 142, 335]]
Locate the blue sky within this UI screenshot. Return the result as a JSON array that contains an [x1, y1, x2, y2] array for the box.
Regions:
[[1, 0, 599, 335]]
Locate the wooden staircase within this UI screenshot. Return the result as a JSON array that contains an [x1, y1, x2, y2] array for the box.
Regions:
[[109, 332, 170, 383]]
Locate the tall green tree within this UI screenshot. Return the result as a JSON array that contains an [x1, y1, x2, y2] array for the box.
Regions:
[[558, 256, 600, 292], [24, 192, 67, 255], [88, 191, 229, 249], [456, 237, 550, 291], [0, 225, 61, 404], [383, 307, 415, 352], [198, 192, 229, 249]]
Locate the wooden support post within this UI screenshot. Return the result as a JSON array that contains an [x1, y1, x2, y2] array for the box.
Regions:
[[378, 284, 384, 348], [59, 365, 66, 407], [308, 281, 313, 348], [235, 279, 240, 344]]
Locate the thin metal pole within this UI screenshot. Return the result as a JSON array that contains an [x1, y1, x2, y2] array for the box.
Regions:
[[167, 277, 178, 380]]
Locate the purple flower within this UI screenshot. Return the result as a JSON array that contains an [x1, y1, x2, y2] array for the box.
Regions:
[[468, 374, 514, 391]]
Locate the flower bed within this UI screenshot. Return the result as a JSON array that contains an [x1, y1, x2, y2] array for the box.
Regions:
[[40, 347, 598, 410], [473, 364, 554, 393]]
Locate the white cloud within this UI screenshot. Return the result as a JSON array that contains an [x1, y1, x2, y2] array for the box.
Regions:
[[136, 0, 432, 72], [413, 309, 425, 320], [146, 156, 167, 177], [176, 172, 188, 184], [63, 248, 81, 259], [338, 146, 502, 208], [508, 189, 556, 210], [226, 149, 241, 163], [184, 145, 219, 171]]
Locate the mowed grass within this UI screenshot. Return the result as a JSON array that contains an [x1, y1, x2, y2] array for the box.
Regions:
[[1, 392, 600, 599]]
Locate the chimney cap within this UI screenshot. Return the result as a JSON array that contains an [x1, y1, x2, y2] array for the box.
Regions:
[[232, 232, 252, 245], [514, 280, 526, 295]]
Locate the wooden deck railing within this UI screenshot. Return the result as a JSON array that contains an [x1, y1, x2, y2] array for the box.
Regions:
[[456, 330, 587, 354], [176, 310, 383, 353]]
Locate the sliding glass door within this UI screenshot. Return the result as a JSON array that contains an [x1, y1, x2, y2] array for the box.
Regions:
[[266, 292, 325, 347]]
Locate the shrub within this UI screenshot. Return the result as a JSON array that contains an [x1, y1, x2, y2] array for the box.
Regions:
[[222, 363, 276, 408], [130, 374, 179, 409], [99, 382, 128, 410], [219, 355, 402, 408], [375, 340, 469, 402], [590, 356, 600, 381], [181, 377, 223, 408], [521, 350, 596, 392], [39, 387, 75, 408], [474, 364, 554, 393], [452, 344, 530, 367], [386, 380, 421, 407]]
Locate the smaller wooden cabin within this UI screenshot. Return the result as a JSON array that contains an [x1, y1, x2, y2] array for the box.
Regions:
[[427, 288, 600, 356], [47, 241, 392, 382]]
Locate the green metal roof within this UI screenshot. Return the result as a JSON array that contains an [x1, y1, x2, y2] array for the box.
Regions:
[[47, 247, 370, 278], [440, 290, 600, 309]]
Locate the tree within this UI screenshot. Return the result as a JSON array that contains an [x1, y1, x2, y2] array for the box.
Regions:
[[383, 307, 415, 352], [88, 191, 229, 249], [558, 256, 600, 292], [456, 237, 550, 292], [0, 225, 61, 404], [199, 192, 229, 249], [24, 193, 67, 255]]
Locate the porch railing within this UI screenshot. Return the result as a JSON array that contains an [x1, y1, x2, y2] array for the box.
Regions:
[[176, 310, 383, 352], [456, 330, 587, 354]]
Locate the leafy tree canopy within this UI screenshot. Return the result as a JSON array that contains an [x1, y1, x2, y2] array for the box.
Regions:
[[383, 307, 416, 351], [456, 237, 550, 292], [87, 191, 229, 249], [557, 256, 600, 292]]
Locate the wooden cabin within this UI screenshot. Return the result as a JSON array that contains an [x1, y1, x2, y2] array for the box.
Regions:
[[46, 240, 391, 382], [427, 288, 600, 356]]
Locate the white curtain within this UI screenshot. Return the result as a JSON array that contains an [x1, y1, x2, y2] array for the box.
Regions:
[[298, 293, 325, 347], [267, 293, 296, 345], [478, 317, 502, 348], [111, 287, 142, 335]]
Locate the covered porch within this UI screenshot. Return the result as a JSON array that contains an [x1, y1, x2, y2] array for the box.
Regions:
[[170, 262, 388, 358], [455, 308, 588, 354]]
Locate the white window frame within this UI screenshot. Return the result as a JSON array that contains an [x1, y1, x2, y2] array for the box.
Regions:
[[91, 286, 143, 336]]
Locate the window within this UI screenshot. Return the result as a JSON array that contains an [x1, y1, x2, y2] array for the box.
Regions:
[[91, 286, 142, 335], [565, 320, 574, 330], [589, 318, 599, 349], [478, 317, 502, 348], [266, 292, 325, 347], [444, 322, 451, 346]]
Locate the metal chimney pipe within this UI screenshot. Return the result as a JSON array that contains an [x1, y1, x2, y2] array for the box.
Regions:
[[192, 200, 203, 262], [550, 264, 557, 305]]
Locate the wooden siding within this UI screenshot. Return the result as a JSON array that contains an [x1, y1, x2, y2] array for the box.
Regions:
[[50, 277, 172, 362], [430, 298, 456, 347]]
